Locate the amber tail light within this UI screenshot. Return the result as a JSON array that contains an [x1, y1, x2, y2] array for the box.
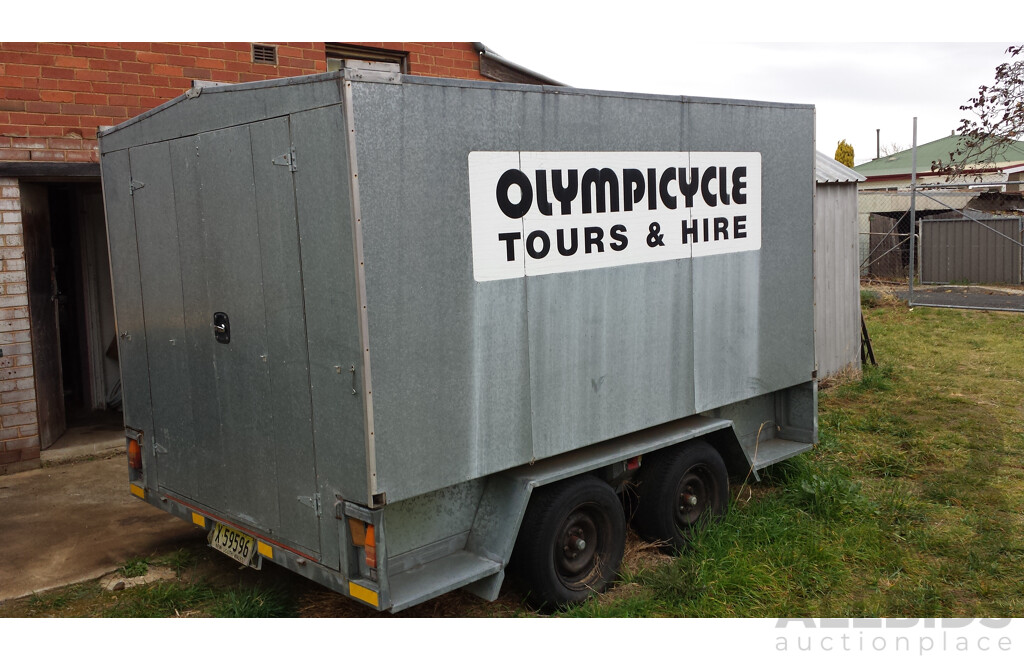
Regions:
[[348, 518, 377, 570], [364, 525, 377, 569], [128, 438, 142, 470]]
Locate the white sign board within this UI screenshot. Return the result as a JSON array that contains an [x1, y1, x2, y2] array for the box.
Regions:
[[469, 151, 762, 281]]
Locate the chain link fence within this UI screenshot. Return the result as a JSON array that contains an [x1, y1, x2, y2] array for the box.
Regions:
[[858, 185, 1024, 312]]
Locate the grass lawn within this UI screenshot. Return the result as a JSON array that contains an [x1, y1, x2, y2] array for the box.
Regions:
[[571, 299, 1024, 617], [4, 298, 1023, 617]]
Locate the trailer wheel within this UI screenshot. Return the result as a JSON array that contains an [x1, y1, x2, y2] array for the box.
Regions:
[[633, 439, 728, 552], [514, 475, 626, 609]]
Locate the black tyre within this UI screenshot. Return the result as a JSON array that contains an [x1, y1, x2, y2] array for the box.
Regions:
[[513, 475, 626, 609], [632, 439, 729, 552]]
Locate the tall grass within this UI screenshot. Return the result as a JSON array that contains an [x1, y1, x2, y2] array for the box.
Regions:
[[101, 582, 294, 618], [105, 582, 215, 618], [209, 586, 295, 618]]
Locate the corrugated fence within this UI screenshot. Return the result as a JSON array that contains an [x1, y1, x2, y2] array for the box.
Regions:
[[920, 213, 1023, 285]]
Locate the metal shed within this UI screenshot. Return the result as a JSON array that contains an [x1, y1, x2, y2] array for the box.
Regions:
[[815, 151, 864, 378]]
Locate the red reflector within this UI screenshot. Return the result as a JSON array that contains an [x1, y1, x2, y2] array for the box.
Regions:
[[128, 439, 142, 470], [626, 456, 641, 471]]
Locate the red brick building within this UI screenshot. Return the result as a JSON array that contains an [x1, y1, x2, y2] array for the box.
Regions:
[[0, 41, 559, 474]]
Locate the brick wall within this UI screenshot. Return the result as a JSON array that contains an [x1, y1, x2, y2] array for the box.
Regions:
[[0, 178, 37, 475], [0, 42, 492, 167], [0, 42, 328, 165]]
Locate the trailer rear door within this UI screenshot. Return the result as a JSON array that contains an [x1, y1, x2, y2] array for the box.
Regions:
[[125, 117, 322, 557]]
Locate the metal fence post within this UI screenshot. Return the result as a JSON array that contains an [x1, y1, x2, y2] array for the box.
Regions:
[[908, 117, 917, 305]]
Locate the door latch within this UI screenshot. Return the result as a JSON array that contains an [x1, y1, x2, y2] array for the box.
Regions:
[[213, 312, 230, 344]]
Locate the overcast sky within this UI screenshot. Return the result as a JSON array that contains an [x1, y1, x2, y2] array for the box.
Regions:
[[481, 41, 1015, 166], [470, 4, 1021, 166], [19, 2, 1023, 167]]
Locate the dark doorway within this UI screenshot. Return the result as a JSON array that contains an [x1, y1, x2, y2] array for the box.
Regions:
[[23, 180, 120, 449]]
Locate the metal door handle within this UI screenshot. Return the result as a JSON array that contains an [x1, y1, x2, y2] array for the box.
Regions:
[[213, 312, 230, 344]]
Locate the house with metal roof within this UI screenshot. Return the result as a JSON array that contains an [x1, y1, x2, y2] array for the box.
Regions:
[[853, 134, 1024, 283], [854, 134, 1024, 191]]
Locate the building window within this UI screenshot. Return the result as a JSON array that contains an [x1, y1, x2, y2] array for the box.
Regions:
[[252, 44, 278, 65], [325, 43, 408, 73]]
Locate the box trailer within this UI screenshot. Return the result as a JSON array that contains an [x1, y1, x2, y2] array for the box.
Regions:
[[98, 65, 817, 612]]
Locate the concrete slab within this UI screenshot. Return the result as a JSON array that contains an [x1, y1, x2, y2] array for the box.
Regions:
[[894, 285, 1024, 312], [0, 454, 206, 603], [42, 413, 124, 466], [41, 429, 123, 466]]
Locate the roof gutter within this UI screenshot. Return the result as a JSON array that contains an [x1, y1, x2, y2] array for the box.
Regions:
[[473, 42, 566, 87]]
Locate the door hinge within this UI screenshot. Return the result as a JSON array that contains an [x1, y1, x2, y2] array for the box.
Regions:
[[129, 179, 146, 195], [298, 493, 321, 517], [272, 147, 297, 172]]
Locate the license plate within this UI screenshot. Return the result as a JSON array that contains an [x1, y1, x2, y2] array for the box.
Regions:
[[209, 522, 257, 567]]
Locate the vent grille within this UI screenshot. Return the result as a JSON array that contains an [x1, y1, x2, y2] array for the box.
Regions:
[[252, 44, 277, 65]]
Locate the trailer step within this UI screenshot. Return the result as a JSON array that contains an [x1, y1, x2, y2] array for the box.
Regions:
[[388, 550, 501, 613], [749, 437, 813, 471]]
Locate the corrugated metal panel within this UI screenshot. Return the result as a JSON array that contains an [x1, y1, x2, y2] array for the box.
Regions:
[[193, 125, 282, 532], [351, 80, 535, 503], [816, 151, 866, 184], [129, 140, 197, 499], [352, 80, 815, 502], [690, 103, 815, 410], [523, 92, 694, 460], [118, 123, 323, 551], [921, 213, 1023, 284], [814, 183, 861, 378], [100, 149, 156, 444], [97, 72, 344, 153], [104, 93, 349, 557], [248, 118, 323, 553], [287, 104, 368, 520]]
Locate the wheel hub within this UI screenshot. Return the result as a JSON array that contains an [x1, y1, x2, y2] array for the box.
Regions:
[[568, 534, 587, 551], [675, 467, 712, 526], [555, 507, 602, 585]]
